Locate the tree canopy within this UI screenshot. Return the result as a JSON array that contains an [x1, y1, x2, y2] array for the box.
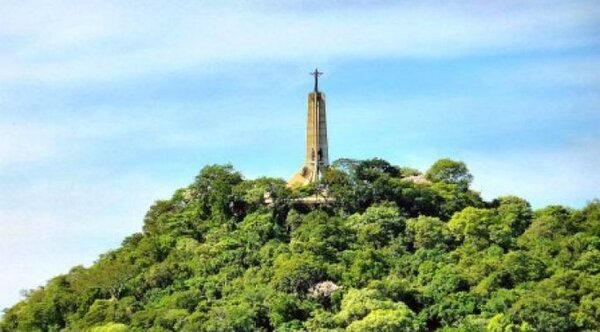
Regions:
[[2, 159, 598, 332]]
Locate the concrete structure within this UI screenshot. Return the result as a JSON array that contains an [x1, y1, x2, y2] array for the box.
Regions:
[[288, 69, 329, 187]]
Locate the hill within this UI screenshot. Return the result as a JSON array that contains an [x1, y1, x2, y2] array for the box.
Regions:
[[1, 158, 598, 331]]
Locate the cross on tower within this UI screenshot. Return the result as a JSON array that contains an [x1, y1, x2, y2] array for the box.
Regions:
[[310, 68, 323, 92]]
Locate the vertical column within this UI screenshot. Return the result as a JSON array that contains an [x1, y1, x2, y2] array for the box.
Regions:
[[305, 92, 328, 182], [306, 93, 316, 167], [318, 93, 328, 168]]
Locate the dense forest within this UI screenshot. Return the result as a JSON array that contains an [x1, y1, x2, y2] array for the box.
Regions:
[[1, 158, 598, 332]]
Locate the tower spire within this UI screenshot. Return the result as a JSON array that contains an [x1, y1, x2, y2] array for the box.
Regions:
[[288, 69, 329, 187], [310, 68, 323, 92]]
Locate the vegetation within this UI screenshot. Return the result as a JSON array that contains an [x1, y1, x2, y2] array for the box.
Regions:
[[1, 158, 598, 331]]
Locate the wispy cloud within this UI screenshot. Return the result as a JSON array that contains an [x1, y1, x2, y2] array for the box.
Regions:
[[0, 113, 151, 166], [484, 56, 600, 89], [1, 1, 598, 84], [0, 97, 297, 167]]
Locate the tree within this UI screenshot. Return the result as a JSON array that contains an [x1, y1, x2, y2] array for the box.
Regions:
[[272, 253, 326, 294], [194, 164, 243, 221], [448, 207, 510, 248], [90, 322, 129, 332], [573, 294, 600, 330], [332, 288, 417, 330], [334, 288, 395, 324], [495, 196, 533, 238], [70, 253, 139, 302], [406, 216, 451, 250], [346, 204, 405, 249], [290, 211, 350, 260], [501, 251, 547, 287], [266, 292, 311, 329], [346, 308, 419, 332], [342, 249, 389, 288], [426, 159, 473, 189], [581, 199, 600, 234]]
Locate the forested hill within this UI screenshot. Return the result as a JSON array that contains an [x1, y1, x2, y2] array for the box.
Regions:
[[1, 158, 598, 332]]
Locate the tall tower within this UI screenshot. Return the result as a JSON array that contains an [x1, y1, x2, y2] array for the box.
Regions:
[[288, 69, 329, 187]]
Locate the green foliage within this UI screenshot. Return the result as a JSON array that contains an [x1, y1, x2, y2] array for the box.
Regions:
[[448, 207, 511, 249], [194, 164, 243, 221], [495, 196, 533, 238], [272, 253, 326, 294], [90, 322, 128, 332], [290, 211, 349, 259], [406, 216, 451, 250], [426, 159, 473, 189], [347, 204, 405, 248], [336, 288, 389, 321], [346, 307, 418, 331], [1, 158, 597, 332]]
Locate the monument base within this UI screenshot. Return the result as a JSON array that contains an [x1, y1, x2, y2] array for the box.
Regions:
[[287, 167, 313, 188]]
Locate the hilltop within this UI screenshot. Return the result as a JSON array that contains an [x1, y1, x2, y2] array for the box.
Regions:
[[1, 158, 598, 331]]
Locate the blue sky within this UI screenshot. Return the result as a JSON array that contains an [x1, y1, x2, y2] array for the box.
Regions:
[[1, 0, 599, 310]]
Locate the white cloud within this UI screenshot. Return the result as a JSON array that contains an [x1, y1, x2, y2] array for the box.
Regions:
[[0, 114, 148, 166], [0, 0, 598, 84], [484, 56, 600, 89], [0, 98, 297, 167]]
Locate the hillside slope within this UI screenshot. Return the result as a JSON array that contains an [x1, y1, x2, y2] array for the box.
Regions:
[[1, 158, 598, 332]]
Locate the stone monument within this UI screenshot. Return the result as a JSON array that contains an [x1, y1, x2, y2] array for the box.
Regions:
[[288, 69, 330, 187]]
